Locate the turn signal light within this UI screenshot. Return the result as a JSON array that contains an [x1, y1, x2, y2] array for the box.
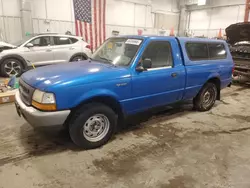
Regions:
[[32, 100, 57, 111]]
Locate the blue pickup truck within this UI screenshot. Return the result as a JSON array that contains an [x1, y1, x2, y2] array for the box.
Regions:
[[15, 36, 234, 149]]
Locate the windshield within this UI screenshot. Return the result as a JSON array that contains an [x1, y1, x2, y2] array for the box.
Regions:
[[92, 38, 142, 66], [12, 35, 35, 47]]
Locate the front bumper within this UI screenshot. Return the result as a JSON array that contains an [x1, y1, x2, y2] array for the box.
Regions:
[[15, 90, 70, 127]]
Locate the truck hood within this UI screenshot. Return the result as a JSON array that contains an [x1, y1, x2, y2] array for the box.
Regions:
[[21, 60, 131, 91], [226, 22, 250, 45]]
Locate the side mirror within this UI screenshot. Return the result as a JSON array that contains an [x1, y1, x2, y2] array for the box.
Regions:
[[26, 43, 34, 48], [136, 65, 145, 72], [143, 58, 152, 69]]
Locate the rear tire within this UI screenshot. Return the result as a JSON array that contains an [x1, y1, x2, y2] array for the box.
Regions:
[[193, 82, 218, 111], [69, 103, 117, 149], [0, 58, 23, 77]]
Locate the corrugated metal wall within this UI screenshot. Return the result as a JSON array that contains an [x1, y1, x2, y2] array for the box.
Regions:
[[187, 1, 246, 38], [154, 13, 179, 30], [0, 16, 22, 43], [32, 18, 75, 34]]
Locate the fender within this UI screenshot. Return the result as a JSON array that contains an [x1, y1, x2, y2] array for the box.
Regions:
[[206, 73, 221, 100], [187, 73, 221, 100], [0, 54, 28, 70], [206, 72, 220, 82], [69, 52, 88, 61], [72, 88, 120, 108]]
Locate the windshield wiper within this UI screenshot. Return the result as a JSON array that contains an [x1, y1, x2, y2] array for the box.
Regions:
[[92, 56, 116, 67], [99, 57, 113, 63]]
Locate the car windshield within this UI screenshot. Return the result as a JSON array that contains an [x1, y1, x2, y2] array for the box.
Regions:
[[12, 35, 35, 47], [92, 38, 142, 66]]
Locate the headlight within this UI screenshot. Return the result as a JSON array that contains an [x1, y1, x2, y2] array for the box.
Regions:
[[32, 89, 56, 111], [32, 90, 55, 104]]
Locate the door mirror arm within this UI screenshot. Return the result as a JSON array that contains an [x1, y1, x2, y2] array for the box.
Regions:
[[142, 58, 152, 69], [136, 58, 151, 72], [26, 43, 34, 48], [136, 65, 146, 72]]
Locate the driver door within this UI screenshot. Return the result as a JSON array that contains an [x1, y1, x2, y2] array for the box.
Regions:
[[129, 39, 186, 114], [22, 36, 54, 66]]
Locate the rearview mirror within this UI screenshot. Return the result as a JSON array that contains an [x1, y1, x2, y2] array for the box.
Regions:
[[26, 43, 34, 48], [143, 58, 152, 69]]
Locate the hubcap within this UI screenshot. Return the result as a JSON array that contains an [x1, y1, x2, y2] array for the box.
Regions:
[[73, 56, 82, 61], [4, 61, 21, 76], [203, 88, 216, 108], [204, 91, 211, 103], [83, 114, 110, 142]]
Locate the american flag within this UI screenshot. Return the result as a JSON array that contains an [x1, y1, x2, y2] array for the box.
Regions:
[[73, 0, 106, 51]]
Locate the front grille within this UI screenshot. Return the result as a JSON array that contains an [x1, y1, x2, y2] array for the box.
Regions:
[[19, 79, 35, 106]]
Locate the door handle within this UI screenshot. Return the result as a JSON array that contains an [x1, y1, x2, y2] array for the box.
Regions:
[[46, 49, 52, 52], [171, 73, 178, 78], [69, 47, 75, 50]]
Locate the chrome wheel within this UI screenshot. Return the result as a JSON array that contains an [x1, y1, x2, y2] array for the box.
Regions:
[[83, 114, 110, 142], [4, 60, 21, 76]]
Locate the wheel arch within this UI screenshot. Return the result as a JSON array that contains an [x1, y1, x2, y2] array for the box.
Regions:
[[0, 54, 28, 70], [64, 95, 124, 128], [206, 77, 221, 100], [69, 52, 88, 62], [78, 96, 123, 116]]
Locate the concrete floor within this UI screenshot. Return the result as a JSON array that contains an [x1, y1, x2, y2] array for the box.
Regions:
[[0, 85, 250, 188]]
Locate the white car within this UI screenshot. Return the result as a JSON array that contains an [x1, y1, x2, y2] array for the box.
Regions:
[[0, 33, 92, 77]]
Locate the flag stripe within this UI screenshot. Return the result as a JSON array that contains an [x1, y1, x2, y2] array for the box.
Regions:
[[75, 21, 79, 36], [94, 0, 98, 50], [99, 0, 102, 46], [84, 22, 88, 42], [79, 21, 83, 37], [91, 16, 94, 49], [87, 23, 90, 44], [95, 0, 98, 48], [90, 23, 93, 51], [103, 0, 106, 41], [96, 0, 99, 48]]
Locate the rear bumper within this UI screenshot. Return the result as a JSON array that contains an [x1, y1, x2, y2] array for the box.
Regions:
[[15, 90, 70, 127]]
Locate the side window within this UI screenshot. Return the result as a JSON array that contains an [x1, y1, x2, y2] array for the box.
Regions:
[[70, 38, 78, 44], [30, 38, 40, 46], [54, 37, 71, 45], [208, 43, 227, 59], [141, 41, 173, 69], [30, 37, 50, 47], [186, 43, 209, 61]]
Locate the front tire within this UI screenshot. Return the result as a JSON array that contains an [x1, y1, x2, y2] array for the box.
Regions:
[[70, 55, 87, 62], [69, 103, 117, 149], [0, 58, 23, 77], [193, 82, 218, 111]]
